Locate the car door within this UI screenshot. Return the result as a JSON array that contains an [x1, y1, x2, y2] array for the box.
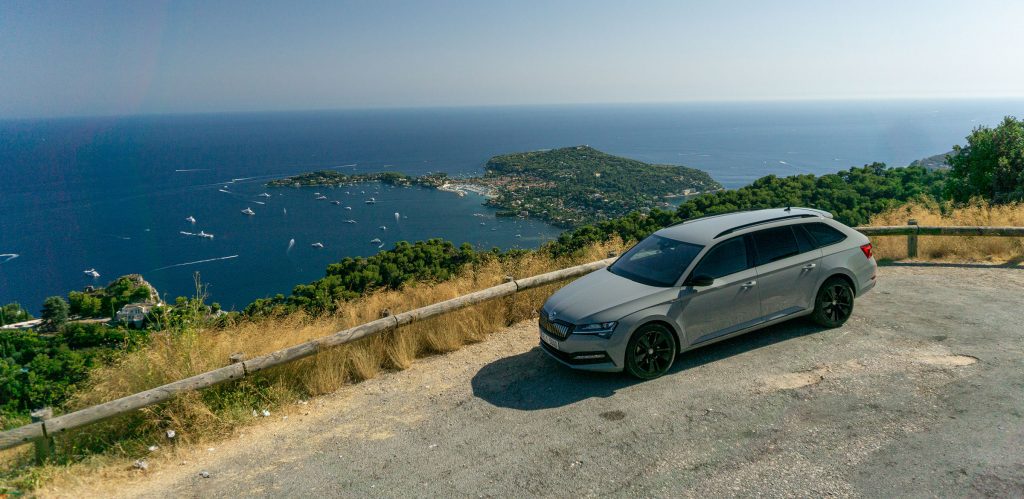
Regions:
[[676, 235, 762, 345], [750, 225, 822, 320]]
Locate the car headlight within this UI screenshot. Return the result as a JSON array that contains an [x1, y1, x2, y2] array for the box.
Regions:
[[574, 321, 618, 338]]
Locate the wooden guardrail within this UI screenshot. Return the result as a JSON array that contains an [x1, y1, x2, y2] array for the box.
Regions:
[[0, 257, 616, 457], [855, 219, 1024, 257]]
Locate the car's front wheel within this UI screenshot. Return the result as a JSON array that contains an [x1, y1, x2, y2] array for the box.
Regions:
[[811, 276, 855, 327], [625, 323, 676, 379]]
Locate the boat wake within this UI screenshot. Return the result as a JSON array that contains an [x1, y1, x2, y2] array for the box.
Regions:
[[287, 238, 295, 253], [152, 255, 238, 271], [0, 253, 19, 264]]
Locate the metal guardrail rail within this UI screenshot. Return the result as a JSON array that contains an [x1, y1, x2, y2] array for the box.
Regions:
[[0, 257, 616, 455], [855, 220, 1024, 257]]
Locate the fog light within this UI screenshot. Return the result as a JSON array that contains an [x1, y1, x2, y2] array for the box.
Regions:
[[573, 353, 607, 360]]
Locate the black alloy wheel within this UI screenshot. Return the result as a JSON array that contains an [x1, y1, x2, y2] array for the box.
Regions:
[[625, 324, 676, 379], [812, 277, 855, 327]]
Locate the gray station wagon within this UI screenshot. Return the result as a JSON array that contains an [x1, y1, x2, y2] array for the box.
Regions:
[[539, 207, 876, 379]]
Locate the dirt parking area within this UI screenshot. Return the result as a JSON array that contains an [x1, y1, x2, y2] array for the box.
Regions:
[[41, 265, 1024, 498]]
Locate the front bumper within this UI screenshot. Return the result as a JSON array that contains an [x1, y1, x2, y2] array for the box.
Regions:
[[538, 326, 624, 372]]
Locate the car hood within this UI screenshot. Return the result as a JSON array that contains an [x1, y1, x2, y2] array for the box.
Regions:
[[542, 268, 672, 324]]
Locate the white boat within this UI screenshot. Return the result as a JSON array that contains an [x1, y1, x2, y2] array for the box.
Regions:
[[198, 231, 214, 239], [345, 219, 358, 224], [369, 238, 382, 244], [242, 207, 255, 216], [330, 200, 341, 205], [394, 212, 400, 221], [379, 225, 387, 230], [314, 192, 321, 196], [311, 242, 324, 248], [218, 189, 231, 193], [365, 197, 376, 205], [83, 268, 100, 278], [316, 195, 328, 200], [345, 206, 352, 210], [186, 216, 196, 223], [258, 192, 271, 198]]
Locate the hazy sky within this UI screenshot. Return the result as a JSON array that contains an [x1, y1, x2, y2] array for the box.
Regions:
[[2, 0, 1022, 118]]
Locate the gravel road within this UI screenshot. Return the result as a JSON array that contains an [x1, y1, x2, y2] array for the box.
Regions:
[[45, 265, 1024, 498]]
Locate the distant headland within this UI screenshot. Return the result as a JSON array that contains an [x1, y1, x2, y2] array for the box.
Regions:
[[267, 146, 722, 227]]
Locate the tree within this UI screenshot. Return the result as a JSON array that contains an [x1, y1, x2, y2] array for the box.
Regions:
[[40, 296, 69, 331], [0, 302, 33, 326], [945, 116, 1024, 203]]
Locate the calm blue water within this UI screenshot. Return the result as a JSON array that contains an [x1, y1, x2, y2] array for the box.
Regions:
[[2, 100, 1021, 312]]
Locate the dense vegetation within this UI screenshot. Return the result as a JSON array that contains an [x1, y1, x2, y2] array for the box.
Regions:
[[945, 116, 1024, 203], [0, 323, 149, 427], [67, 274, 158, 319], [481, 146, 722, 226], [244, 239, 484, 317], [545, 162, 946, 256]]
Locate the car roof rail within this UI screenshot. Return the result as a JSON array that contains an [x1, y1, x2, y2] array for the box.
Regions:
[[668, 209, 750, 228], [714, 213, 818, 239]]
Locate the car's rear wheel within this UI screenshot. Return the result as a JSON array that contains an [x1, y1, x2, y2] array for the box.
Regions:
[[625, 323, 676, 379], [811, 276, 855, 327]]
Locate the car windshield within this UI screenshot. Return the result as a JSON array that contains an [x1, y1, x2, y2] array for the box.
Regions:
[[609, 235, 704, 287]]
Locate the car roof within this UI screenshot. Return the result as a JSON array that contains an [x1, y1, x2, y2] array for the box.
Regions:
[[654, 207, 833, 245]]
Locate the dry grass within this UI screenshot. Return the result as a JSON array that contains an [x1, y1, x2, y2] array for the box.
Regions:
[[0, 238, 624, 487], [867, 200, 1024, 263]]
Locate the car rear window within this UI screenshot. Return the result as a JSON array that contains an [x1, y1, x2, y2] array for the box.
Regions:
[[751, 226, 799, 265], [802, 222, 847, 248]]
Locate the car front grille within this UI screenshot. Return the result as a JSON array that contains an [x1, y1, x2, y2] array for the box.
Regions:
[[539, 314, 572, 340]]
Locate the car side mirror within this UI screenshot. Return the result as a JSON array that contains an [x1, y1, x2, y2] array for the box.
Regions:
[[686, 274, 714, 287]]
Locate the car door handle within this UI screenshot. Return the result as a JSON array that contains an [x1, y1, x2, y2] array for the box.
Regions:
[[741, 280, 757, 288], [802, 263, 817, 270]]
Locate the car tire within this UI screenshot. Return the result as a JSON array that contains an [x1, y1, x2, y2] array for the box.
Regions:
[[811, 276, 855, 328], [625, 323, 677, 380]]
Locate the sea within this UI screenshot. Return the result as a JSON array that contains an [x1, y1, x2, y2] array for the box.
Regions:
[[2, 99, 1021, 313]]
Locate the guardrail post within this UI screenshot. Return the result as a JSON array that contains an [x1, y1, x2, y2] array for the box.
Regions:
[[907, 219, 919, 258], [30, 407, 53, 464]]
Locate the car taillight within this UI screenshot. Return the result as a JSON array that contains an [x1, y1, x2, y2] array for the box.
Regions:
[[860, 243, 873, 259]]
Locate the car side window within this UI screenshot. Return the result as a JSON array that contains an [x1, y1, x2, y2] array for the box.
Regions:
[[691, 236, 749, 279], [803, 222, 847, 248], [751, 226, 799, 265], [792, 224, 817, 253]]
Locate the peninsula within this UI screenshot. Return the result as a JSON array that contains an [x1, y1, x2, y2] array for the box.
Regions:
[[267, 146, 722, 227]]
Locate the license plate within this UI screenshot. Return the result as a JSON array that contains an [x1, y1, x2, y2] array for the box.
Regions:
[[541, 332, 559, 349]]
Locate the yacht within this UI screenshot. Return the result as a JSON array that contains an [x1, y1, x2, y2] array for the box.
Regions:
[[311, 242, 324, 248], [186, 215, 197, 223], [83, 268, 100, 278], [242, 207, 256, 216], [198, 231, 214, 239], [369, 238, 382, 244], [345, 219, 358, 224], [315, 195, 328, 200], [365, 197, 376, 205], [258, 192, 272, 198], [330, 200, 341, 205], [379, 225, 387, 230], [345, 206, 352, 210]]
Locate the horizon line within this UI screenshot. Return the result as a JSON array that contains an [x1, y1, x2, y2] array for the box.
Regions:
[[4, 95, 1024, 122]]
